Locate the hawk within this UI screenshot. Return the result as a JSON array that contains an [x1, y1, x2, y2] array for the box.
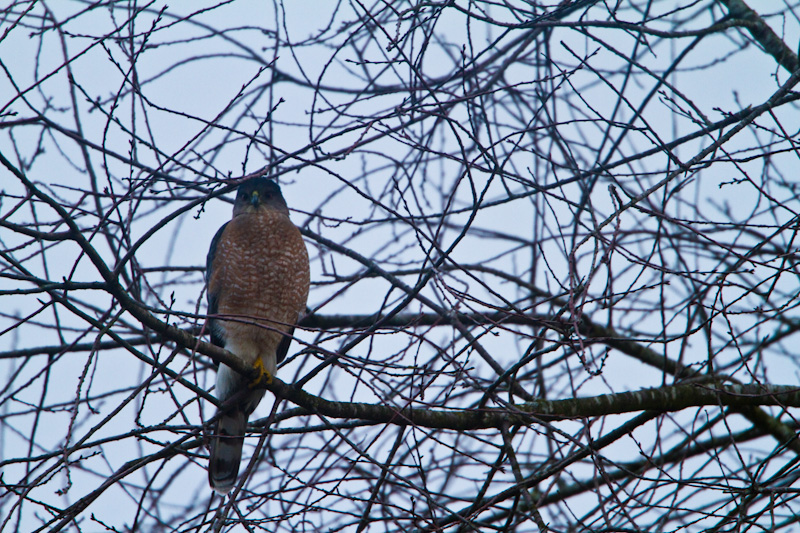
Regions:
[[205, 178, 309, 494]]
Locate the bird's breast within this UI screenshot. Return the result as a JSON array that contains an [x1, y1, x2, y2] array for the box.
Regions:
[[208, 211, 310, 362]]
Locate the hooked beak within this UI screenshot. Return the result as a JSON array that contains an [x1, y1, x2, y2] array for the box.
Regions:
[[250, 190, 260, 208]]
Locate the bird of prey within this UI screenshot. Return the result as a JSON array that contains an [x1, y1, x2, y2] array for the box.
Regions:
[[205, 178, 309, 494]]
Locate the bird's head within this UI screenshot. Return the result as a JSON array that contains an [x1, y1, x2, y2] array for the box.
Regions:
[[232, 178, 289, 217]]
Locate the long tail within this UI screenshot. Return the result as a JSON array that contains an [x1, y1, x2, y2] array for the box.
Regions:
[[208, 408, 247, 494]]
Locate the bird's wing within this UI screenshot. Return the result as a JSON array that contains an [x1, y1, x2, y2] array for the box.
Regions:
[[276, 325, 295, 365], [206, 221, 229, 348]]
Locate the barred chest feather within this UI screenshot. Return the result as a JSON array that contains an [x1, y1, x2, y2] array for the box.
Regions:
[[208, 210, 309, 365]]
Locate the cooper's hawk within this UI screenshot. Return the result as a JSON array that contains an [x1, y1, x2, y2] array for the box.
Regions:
[[205, 178, 309, 494]]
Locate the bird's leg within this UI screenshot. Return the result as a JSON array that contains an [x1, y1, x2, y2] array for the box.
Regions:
[[249, 357, 272, 387]]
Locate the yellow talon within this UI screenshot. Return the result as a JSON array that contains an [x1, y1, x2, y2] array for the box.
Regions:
[[249, 358, 272, 388]]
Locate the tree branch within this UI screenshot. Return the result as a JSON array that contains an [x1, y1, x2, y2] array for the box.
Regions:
[[717, 0, 799, 74]]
